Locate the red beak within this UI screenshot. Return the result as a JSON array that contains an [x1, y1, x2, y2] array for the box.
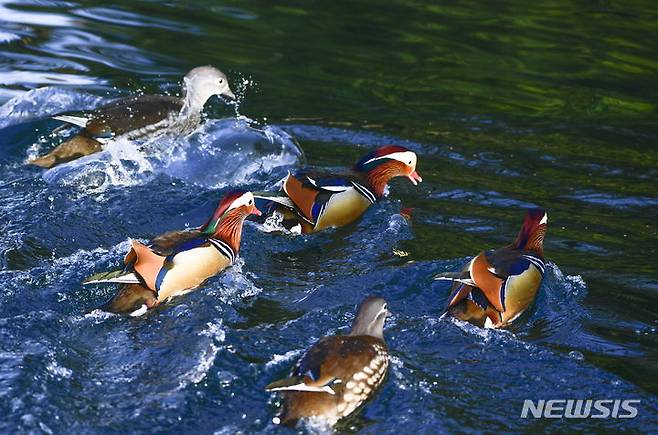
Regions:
[[251, 206, 262, 217], [407, 170, 423, 185]]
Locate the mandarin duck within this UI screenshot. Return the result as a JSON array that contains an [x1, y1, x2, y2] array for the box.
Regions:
[[266, 296, 390, 427], [255, 145, 422, 233], [84, 190, 260, 315], [29, 66, 235, 168], [436, 208, 548, 328]]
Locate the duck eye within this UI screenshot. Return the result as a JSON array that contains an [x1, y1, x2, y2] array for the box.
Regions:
[[408, 161, 412, 165], [219, 78, 224, 84], [248, 199, 253, 205]]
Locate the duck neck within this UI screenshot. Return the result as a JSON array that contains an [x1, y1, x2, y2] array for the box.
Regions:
[[179, 93, 206, 119], [209, 212, 246, 255], [350, 317, 385, 341], [513, 225, 546, 258], [365, 167, 392, 198]]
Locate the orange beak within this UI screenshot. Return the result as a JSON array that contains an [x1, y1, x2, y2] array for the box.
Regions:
[[251, 205, 262, 217], [407, 170, 423, 185]]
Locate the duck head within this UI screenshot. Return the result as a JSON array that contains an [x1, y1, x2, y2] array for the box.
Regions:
[[354, 145, 422, 197], [349, 296, 391, 340], [201, 190, 261, 253], [513, 208, 548, 256], [182, 65, 235, 114]]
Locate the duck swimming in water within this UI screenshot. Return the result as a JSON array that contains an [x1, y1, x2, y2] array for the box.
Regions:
[[255, 145, 422, 233], [266, 296, 391, 427], [29, 66, 235, 168], [436, 208, 548, 328], [84, 190, 260, 315]]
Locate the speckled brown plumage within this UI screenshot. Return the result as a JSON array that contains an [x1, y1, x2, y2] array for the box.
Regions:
[[274, 335, 389, 426], [267, 296, 390, 427]]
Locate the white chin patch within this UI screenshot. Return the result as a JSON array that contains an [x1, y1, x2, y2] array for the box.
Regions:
[[540, 213, 548, 225]]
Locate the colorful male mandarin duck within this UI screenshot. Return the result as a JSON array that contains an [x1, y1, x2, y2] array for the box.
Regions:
[[436, 209, 548, 328], [266, 296, 390, 427], [255, 145, 422, 233], [84, 190, 260, 315], [29, 66, 235, 168]]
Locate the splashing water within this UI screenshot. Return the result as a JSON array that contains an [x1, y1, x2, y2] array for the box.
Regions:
[[0, 88, 303, 194], [0, 1, 657, 433]]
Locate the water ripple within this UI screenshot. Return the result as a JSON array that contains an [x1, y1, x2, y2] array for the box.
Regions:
[[73, 7, 202, 34], [37, 28, 176, 74], [566, 190, 658, 209]]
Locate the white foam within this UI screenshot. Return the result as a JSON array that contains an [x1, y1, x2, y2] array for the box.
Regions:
[[38, 116, 302, 195], [178, 321, 226, 389], [213, 258, 262, 302], [0, 87, 103, 130], [548, 262, 587, 295], [45, 360, 72, 379], [265, 349, 303, 369], [0, 87, 302, 194], [75, 309, 116, 324], [389, 355, 408, 390], [300, 416, 335, 434]]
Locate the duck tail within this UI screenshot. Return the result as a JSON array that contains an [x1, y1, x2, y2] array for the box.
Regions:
[[100, 283, 158, 315], [52, 114, 90, 128], [253, 192, 296, 212], [265, 376, 305, 392], [28, 154, 58, 169], [28, 136, 102, 168], [83, 270, 141, 285], [440, 276, 496, 328]]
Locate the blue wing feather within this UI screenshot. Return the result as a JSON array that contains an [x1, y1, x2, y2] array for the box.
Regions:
[[159, 237, 209, 259], [469, 288, 489, 310]]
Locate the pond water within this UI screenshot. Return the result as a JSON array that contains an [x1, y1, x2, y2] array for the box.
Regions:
[[0, 0, 656, 433]]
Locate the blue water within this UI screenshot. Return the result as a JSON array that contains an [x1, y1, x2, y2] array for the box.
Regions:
[[1, 1, 657, 433]]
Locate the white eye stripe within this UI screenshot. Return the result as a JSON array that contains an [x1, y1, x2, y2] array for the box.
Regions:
[[228, 192, 255, 210], [540, 213, 548, 225], [363, 151, 416, 167]]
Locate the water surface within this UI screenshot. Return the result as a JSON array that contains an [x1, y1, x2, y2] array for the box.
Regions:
[[0, 0, 657, 433]]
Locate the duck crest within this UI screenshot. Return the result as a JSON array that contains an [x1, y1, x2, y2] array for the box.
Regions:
[[354, 145, 410, 172], [513, 208, 547, 256]]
